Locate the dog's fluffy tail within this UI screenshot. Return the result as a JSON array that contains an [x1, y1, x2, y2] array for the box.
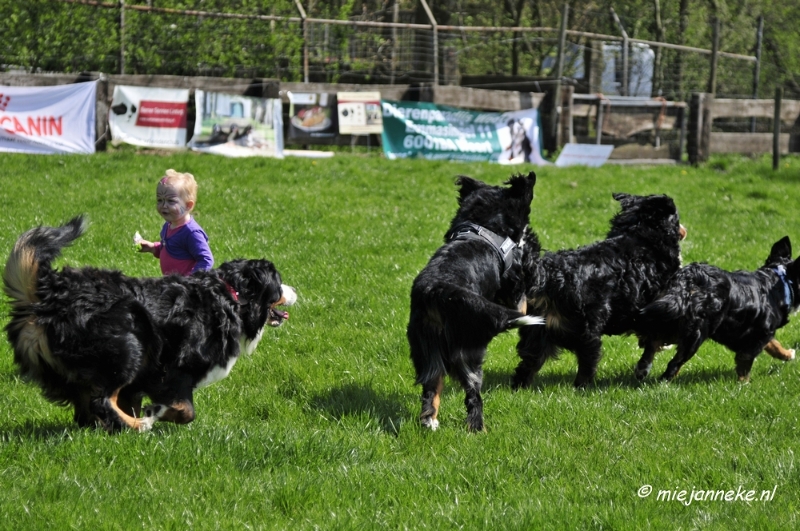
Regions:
[[4, 216, 87, 307], [509, 314, 545, 327]]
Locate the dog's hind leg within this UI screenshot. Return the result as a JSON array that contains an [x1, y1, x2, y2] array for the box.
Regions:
[[512, 326, 554, 389], [764, 339, 796, 362], [452, 353, 486, 432], [419, 375, 444, 431], [660, 330, 705, 381]]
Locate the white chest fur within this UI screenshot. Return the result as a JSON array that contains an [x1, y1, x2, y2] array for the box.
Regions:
[[195, 356, 239, 389], [194, 327, 266, 390]]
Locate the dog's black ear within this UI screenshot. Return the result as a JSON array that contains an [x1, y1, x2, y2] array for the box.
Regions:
[[612, 192, 635, 208], [765, 236, 792, 266], [455, 175, 486, 202], [505, 172, 536, 198]]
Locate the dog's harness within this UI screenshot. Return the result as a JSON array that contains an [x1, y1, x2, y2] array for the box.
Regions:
[[773, 265, 794, 307], [450, 222, 517, 275]]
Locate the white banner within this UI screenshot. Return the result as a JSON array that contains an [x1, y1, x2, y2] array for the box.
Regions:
[[0, 82, 96, 154], [190, 91, 283, 158], [109, 85, 189, 149]]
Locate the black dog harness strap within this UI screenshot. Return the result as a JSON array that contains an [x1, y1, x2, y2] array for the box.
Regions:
[[450, 222, 517, 275]]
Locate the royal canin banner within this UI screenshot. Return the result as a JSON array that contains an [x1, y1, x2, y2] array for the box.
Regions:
[[109, 85, 189, 149], [0, 82, 96, 154]]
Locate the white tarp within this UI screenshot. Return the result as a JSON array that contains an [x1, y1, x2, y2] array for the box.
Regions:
[[555, 143, 615, 167], [109, 85, 189, 149], [0, 82, 96, 154], [190, 91, 283, 158]]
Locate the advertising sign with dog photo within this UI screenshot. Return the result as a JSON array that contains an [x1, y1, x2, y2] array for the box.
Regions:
[[337, 91, 383, 135], [288, 92, 338, 140], [190, 91, 284, 158], [381, 101, 548, 164], [0, 82, 96, 154], [108, 85, 189, 149]]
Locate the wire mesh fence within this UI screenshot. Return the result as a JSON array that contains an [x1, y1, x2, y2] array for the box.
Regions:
[[0, 0, 787, 105]]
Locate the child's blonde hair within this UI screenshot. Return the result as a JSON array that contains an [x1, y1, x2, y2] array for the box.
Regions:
[[159, 169, 198, 204]]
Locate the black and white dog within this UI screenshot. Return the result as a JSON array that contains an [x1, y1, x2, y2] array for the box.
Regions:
[[634, 236, 799, 382], [514, 193, 686, 388], [407, 173, 542, 432], [3, 216, 296, 432]]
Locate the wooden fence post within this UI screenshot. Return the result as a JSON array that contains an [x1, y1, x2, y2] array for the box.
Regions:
[[688, 93, 703, 165], [700, 92, 714, 162], [773, 87, 782, 170]]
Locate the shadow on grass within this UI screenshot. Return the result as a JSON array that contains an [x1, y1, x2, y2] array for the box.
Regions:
[[482, 365, 734, 393], [0, 419, 79, 442], [309, 383, 409, 436]]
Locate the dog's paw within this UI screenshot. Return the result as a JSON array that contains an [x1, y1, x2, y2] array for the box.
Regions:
[[143, 404, 165, 419], [787, 349, 796, 361], [137, 416, 156, 432], [421, 417, 439, 431], [634, 363, 652, 380]]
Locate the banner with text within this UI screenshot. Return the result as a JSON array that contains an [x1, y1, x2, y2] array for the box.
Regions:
[[0, 82, 96, 154], [190, 90, 283, 158], [381, 101, 548, 164], [108, 85, 189, 149]]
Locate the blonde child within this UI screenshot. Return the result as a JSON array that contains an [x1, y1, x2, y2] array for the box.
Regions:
[[137, 169, 214, 275]]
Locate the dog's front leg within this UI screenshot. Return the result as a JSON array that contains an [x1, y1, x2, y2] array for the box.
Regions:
[[763, 339, 796, 362], [573, 339, 603, 388], [634, 338, 666, 380], [142, 399, 196, 427]]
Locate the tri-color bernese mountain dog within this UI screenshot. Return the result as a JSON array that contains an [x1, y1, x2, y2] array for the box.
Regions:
[[407, 172, 543, 432], [513, 192, 686, 389], [634, 236, 799, 382], [3, 216, 296, 432]]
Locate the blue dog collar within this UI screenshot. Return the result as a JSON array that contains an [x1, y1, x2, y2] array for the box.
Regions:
[[774, 265, 794, 307]]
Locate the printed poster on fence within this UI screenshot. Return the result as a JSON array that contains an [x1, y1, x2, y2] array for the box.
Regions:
[[288, 92, 338, 140], [190, 90, 283, 158], [0, 82, 96, 154], [108, 85, 189, 149], [381, 100, 548, 164], [337, 91, 383, 135]]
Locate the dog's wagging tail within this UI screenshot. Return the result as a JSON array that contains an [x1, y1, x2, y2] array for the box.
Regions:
[[4, 215, 296, 432]]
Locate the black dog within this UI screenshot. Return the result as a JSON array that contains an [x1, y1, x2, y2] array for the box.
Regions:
[[514, 193, 686, 388], [407, 172, 542, 432], [3, 216, 296, 432], [634, 236, 799, 382]]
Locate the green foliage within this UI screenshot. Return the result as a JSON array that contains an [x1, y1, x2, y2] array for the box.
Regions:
[[0, 151, 799, 528], [1, 1, 798, 96]]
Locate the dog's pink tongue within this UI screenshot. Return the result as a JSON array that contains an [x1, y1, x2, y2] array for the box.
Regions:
[[276, 310, 289, 320]]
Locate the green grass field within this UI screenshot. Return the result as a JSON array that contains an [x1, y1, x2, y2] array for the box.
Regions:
[[0, 150, 798, 529]]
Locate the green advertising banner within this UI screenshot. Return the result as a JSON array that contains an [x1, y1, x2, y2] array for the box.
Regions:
[[381, 100, 549, 165]]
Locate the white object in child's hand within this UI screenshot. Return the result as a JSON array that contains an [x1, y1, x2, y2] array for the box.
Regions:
[[133, 231, 143, 250]]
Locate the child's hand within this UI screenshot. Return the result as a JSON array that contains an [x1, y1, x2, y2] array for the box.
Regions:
[[137, 239, 157, 254]]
